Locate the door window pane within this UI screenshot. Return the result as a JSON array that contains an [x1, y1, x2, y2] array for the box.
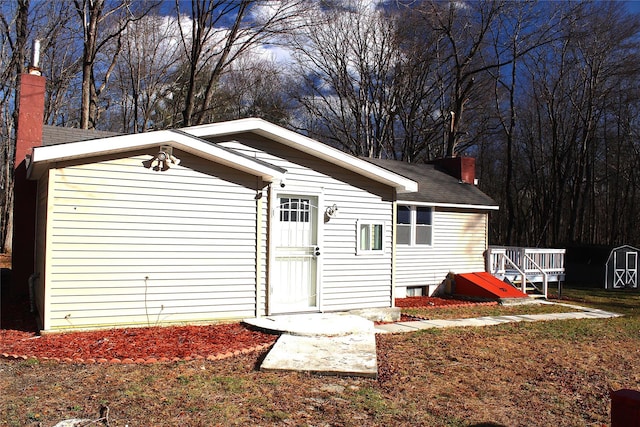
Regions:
[[280, 198, 310, 222]]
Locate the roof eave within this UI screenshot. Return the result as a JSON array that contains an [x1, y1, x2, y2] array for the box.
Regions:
[[184, 118, 418, 193], [397, 200, 500, 210], [28, 129, 285, 182]]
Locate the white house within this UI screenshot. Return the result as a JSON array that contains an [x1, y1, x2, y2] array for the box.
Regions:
[[24, 119, 428, 331], [4, 46, 505, 333], [12, 72, 497, 332]]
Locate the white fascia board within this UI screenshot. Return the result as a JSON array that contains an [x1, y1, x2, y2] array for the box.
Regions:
[[397, 200, 500, 211], [28, 130, 284, 182], [184, 118, 419, 193]]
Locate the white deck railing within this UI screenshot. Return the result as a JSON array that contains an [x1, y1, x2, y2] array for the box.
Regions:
[[486, 246, 566, 298]]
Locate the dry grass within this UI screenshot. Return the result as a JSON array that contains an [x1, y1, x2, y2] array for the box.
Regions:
[[402, 301, 577, 320], [1, 287, 639, 426]]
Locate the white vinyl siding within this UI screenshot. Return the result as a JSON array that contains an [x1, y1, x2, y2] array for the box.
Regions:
[[395, 208, 488, 296], [43, 151, 261, 331], [220, 139, 394, 312]]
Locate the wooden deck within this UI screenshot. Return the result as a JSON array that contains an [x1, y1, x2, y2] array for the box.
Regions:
[[486, 246, 566, 298]]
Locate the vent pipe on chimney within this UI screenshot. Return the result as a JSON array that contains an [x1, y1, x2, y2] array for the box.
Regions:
[[28, 39, 41, 76]]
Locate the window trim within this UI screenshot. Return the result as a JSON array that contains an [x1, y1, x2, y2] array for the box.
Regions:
[[396, 205, 433, 247], [356, 220, 385, 255]]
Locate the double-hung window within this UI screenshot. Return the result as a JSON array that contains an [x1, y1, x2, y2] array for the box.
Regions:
[[396, 205, 432, 246]]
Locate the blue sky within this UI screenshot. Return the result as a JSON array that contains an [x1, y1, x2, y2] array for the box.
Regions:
[[625, 0, 640, 14]]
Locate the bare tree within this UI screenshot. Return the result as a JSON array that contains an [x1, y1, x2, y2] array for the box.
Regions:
[[485, 1, 563, 244], [288, 1, 404, 158], [74, 0, 158, 129], [415, 0, 504, 157], [176, 0, 305, 127], [35, 1, 83, 126], [215, 56, 292, 124], [0, 0, 29, 254], [488, 1, 640, 247], [113, 12, 183, 132], [410, 0, 553, 158]]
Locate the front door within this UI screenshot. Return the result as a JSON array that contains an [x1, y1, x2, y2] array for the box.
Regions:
[[270, 194, 320, 313]]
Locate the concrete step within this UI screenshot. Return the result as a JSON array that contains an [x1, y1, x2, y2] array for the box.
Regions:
[[260, 333, 377, 378]]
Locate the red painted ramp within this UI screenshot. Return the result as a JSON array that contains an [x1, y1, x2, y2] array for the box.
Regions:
[[455, 272, 528, 299]]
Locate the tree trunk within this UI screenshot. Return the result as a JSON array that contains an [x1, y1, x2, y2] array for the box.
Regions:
[[2, 0, 30, 254], [78, 0, 103, 129]]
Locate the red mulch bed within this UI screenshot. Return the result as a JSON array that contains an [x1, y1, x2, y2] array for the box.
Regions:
[[395, 296, 497, 308], [0, 324, 277, 363]]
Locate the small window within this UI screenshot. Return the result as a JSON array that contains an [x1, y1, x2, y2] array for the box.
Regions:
[[406, 286, 427, 297], [396, 205, 433, 246], [357, 221, 384, 254]]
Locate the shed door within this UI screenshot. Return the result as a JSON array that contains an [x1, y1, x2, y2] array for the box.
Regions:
[[614, 251, 638, 288], [270, 195, 320, 313]]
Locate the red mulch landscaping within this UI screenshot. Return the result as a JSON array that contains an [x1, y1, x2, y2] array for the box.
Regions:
[[395, 296, 496, 308], [0, 292, 491, 363], [0, 323, 277, 363]]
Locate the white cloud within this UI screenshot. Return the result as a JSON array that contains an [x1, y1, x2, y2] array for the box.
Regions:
[[251, 43, 294, 66]]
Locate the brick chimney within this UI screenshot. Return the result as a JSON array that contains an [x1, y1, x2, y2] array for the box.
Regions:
[[432, 157, 476, 185], [11, 40, 45, 300]]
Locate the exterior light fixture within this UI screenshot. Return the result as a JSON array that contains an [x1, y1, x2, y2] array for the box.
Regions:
[[325, 204, 339, 218], [144, 145, 180, 171]]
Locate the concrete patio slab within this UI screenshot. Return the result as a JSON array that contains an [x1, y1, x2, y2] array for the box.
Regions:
[[260, 333, 378, 378]]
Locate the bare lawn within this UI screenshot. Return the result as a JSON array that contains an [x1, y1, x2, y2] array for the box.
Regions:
[[402, 300, 578, 320], [2, 288, 639, 426]]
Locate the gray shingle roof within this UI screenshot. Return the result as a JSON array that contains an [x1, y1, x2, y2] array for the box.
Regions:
[[42, 125, 121, 146], [363, 158, 498, 208]]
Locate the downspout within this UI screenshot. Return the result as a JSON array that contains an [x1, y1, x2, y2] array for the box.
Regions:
[[28, 272, 39, 312], [255, 181, 264, 318], [391, 199, 397, 307]]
